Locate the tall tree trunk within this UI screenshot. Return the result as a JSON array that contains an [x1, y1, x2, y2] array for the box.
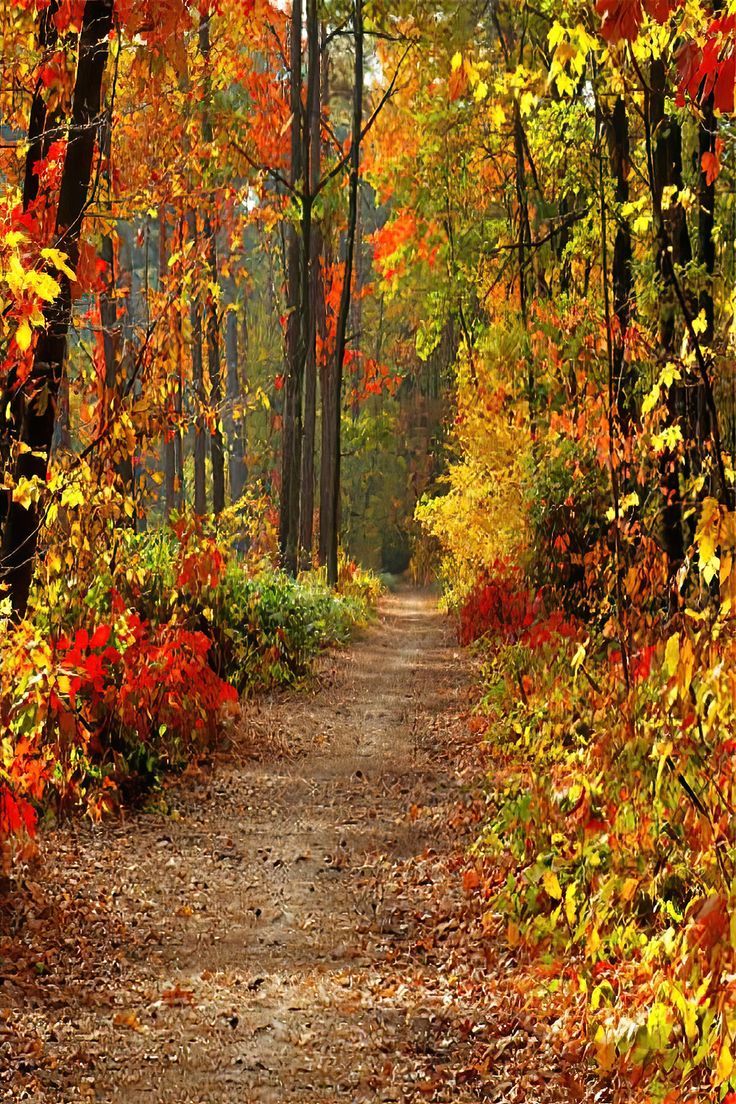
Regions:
[[1, 0, 62, 522], [204, 212, 226, 515], [607, 96, 636, 428], [299, 0, 321, 568], [513, 104, 535, 430], [350, 193, 363, 420], [279, 0, 304, 574], [165, 214, 185, 516], [98, 113, 135, 505], [650, 59, 690, 572], [99, 228, 135, 501], [199, 13, 226, 516], [187, 209, 208, 516], [319, 0, 363, 586], [160, 209, 179, 518], [698, 90, 717, 347], [1, 0, 114, 618], [23, 1, 61, 211], [225, 289, 248, 503]]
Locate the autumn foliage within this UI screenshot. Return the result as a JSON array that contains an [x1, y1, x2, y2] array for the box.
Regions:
[[367, 0, 736, 1097], [3, 0, 736, 1095]]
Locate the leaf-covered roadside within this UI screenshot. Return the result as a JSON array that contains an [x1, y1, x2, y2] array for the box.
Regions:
[[453, 568, 736, 1101]]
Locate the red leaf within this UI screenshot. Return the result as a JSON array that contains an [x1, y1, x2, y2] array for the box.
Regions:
[[597, 0, 680, 41], [90, 624, 112, 650], [596, 0, 643, 42], [714, 52, 735, 113], [644, 0, 680, 21]]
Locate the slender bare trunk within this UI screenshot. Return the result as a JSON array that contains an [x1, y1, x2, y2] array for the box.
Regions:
[[299, 0, 321, 567], [607, 96, 636, 428], [650, 59, 689, 571], [279, 0, 304, 574], [225, 289, 248, 503], [199, 14, 225, 516], [319, 0, 363, 586], [187, 209, 208, 516]]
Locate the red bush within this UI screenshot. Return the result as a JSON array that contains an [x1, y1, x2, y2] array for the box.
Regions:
[[459, 571, 578, 648]]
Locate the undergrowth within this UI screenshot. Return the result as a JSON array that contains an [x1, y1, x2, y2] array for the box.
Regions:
[[460, 568, 736, 1102], [0, 508, 381, 866]]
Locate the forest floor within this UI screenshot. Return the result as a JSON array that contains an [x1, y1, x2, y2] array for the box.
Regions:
[[0, 588, 590, 1104]]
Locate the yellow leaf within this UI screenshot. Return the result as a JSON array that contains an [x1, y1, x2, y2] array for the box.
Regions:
[[692, 309, 708, 336], [60, 485, 85, 510], [717, 1039, 733, 1084], [16, 319, 32, 352], [548, 22, 566, 48], [543, 869, 562, 901], [26, 269, 60, 302], [696, 496, 720, 566], [664, 633, 680, 677], [12, 476, 37, 509], [40, 247, 77, 281], [594, 1025, 616, 1073], [621, 877, 639, 903]]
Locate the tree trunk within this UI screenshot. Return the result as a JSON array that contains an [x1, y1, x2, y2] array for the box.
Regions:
[[1, 1, 62, 523], [160, 209, 180, 518], [319, 0, 363, 586], [165, 215, 185, 516], [279, 0, 304, 575], [698, 91, 717, 347], [204, 213, 226, 516], [23, 1, 61, 211], [689, 79, 718, 531], [225, 289, 248, 503], [199, 14, 226, 516], [299, 0, 321, 568], [607, 96, 636, 428], [98, 112, 135, 505], [650, 59, 689, 572], [513, 104, 535, 429], [1, 0, 114, 618], [350, 192, 363, 420], [187, 209, 208, 516]]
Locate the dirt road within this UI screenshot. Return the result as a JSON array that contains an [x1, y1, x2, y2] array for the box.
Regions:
[[2, 589, 492, 1103]]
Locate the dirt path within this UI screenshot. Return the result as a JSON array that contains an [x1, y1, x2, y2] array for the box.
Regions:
[[3, 588, 508, 1103]]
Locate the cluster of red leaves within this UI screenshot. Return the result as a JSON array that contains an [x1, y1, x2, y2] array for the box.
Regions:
[[371, 212, 440, 283], [0, 561, 238, 846], [596, 0, 682, 42], [595, 0, 735, 114], [171, 516, 227, 593], [116, 623, 237, 739], [345, 351, 402, 401], [0, 740, 47, 839], [458, 569, 579, 648], [54, 611, 236, 742], [678, 13, 736, 113]]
